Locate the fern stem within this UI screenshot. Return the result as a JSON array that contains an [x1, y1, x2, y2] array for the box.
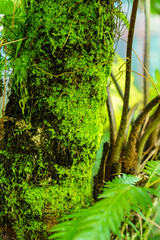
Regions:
[[145, 102, 160, 151], [109, 0, 139, 171], [124, 95, 160, 173], [146, 178, 160, 188], [137, 107, 160, 161]]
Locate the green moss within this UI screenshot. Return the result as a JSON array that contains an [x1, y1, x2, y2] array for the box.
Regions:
[[0, 0, 115, 239]]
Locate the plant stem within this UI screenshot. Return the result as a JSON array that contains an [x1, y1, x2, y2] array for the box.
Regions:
[[124, 95, 160, 172], [143, 0, 150, 106], [146, 104, 160, 148], [137, 113, 160, 161], [109, 0, 139, 170]]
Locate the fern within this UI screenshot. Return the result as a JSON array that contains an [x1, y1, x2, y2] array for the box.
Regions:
[[123, 219, 141, 239], [49, 174, 153, 240], [144, 161, 160, 187], [107, 173, 140, 185]]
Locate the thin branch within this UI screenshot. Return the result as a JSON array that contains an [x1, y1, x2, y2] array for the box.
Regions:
[[120, 37, 159, 95], [147, 219, 160, 230], [0, 37, 27, 47]]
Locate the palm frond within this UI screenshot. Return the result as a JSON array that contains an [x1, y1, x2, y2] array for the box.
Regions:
[[49, 175, 152, 240]]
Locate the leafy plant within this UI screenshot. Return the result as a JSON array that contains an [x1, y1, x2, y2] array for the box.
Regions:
[[101, 0, 160, 178], [49, 161, 160, 239]]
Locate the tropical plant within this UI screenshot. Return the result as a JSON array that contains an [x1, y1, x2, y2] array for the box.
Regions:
[[49, 161, 160, 239]]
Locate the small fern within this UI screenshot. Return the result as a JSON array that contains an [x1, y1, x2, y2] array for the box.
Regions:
[[143, 160, 160, 187], [49, 174, 156, 240]]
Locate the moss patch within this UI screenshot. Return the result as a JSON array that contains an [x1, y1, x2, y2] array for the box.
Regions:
[[0, 0, 115, 239]]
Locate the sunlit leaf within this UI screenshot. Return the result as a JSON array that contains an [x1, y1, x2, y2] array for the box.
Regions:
[[0, 0, 14, 15]]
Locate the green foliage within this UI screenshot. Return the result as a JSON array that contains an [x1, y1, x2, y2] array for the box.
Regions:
[[115, 8, 129, 29], [150, 0, 160, 14], [49, 171, 158, 240], [0, 0, 14, 15], [150, 69, 160, 100], [49, 161, 160, 239], [92, 130, 109, 179], [0, 0, 115, 239], [144, 160, 160, 187]]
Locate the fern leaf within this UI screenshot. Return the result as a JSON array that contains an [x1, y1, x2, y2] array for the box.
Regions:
[[0, 0, 14, 15], [124, 219, 141, 239], [131, 205, 150, 227], [143, 161, 160, 187], [106, 174, 140, 185], [49, 175, 152, 240]]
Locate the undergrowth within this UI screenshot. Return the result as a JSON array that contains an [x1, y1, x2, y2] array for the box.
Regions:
[[49, 161, 160, 240]]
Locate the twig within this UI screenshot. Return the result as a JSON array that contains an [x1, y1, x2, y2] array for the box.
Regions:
[[147, 218, 160, 230], [0, 37, 27, 47]]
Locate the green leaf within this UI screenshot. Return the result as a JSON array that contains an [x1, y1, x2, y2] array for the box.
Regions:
[[110, 174, 140, 185], [91, 130, 109, 178], [144, 161, 160, 187], [49, 175, 152, 240], [124, 219, 141, 239], [131, 205, 150, 227], [115, 8, 129, 29], [0, 0, 14, 15], [150, 0, 160, 14], [155, 69, 160, 83]]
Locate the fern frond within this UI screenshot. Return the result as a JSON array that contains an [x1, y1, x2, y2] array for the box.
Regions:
[[124, 219, 141, 239], [49, 175, 152, 240], [143, 161, 160, 187], [107, 174, 140, 185]]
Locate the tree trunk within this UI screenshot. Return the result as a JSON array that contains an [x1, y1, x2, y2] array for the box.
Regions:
[[0, 0, 115, 239]]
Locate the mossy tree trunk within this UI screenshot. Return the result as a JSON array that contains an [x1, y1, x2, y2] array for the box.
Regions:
[[0, 0, 115, 239]]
